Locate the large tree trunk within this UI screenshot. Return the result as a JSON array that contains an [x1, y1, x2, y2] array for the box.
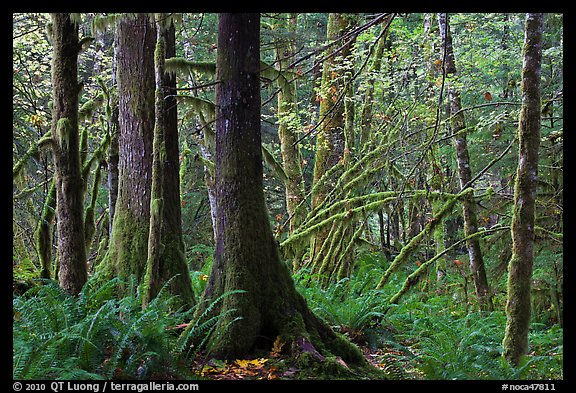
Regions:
[[50, 13, 87, 295], [503, 12, 544, 366], [439, 13, 493, 310], [103, 14, 155, 282], [192, 14, 368, 369], [143, 15, 194, 307]]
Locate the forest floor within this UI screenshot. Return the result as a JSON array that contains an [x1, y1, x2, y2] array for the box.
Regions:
[[189, 341, 424, 380]]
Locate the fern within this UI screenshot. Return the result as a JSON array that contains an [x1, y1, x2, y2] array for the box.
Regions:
[[13, 275, 236, 380], [385, 301, 563, 380], [177, 289, 246, 358], [296, 269, 387, 337]]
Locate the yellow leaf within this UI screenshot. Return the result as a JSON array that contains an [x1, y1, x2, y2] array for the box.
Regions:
[[235, 359, 251, 368], [272, 337, 285, 354]]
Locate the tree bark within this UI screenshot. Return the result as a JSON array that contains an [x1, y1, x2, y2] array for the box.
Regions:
[[439, 13, 493, 310], [310, 13, 358, 272], [103, 14, 155, 283], [503, 12, 544, 366], [36, 178, 56, 279], [50, 13, 87, 295], [143, 15, 194, 308], [192, 14, 368, 368], [273, 13, 306, 236]]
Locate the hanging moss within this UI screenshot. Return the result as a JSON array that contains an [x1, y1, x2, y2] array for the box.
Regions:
[[55, 118, 71, 153], [164, 58, 216, 77], [178, 95, 216, 119]]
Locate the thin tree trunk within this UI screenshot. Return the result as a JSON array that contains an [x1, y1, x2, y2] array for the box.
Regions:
[[310, 13, 357, 271], [36, 178, 56, 279], [439, 13, 492, 310], [107, 34, 119, 235], [143, 15, 194, 307], [503, 12, 544, 366], [359, 16, 392, 151], [273, 13, 306, 236], [50, 13, 87, 295]]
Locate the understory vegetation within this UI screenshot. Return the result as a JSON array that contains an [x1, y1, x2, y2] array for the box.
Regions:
[[14, 249, 563, 380]]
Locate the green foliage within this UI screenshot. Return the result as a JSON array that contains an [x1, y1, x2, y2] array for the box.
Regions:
[[12, 273, 235, 380], [13, 256, 40, 293], [384, 294, 563, 380], [295, 265, 387, 340]]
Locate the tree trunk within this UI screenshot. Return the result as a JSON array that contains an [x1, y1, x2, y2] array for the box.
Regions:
[[192, 14, 368, 369], [359, 17, 392, 151], [143, 15, 194, 308], [103, 14, 155, 283], [107, 34, 119, 236], [273, 13, 307, 236], [36, 178, 56, 279], [310, 13, 357, 272], [439, 13, 493, 310], [50, 13, 87, 295], [503, 12, 544, 366]]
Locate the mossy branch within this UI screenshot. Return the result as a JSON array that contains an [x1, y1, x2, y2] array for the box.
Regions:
[[35, 177, 57, 279], [82, 131, 110, 181], [376, 188, 474, 289], [165, 58, 216, 77], [291, 189, 464, 249], [79, 94, 105, 122], [262, 144, 288, 183], [84, 166, 103, 251], [282, 195, 399, 248], [13, 131, 53, 178], [388, 225, 510, 304], [535, 225, 563, 243]]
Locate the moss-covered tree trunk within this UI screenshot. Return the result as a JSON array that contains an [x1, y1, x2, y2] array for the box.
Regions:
[[439, 13, 492, 310], [36, 178, 56, 279], [50, 13, 87, 295], [107, 71, 120, 236], [273, 13, 306, 236], [310, 13, 357, 273], [503, 12, 544, 367], [103, 14, 155, 282], [358, 16, 392, 151], [194, 14, 369, 369], [143, 15, 194, 308]]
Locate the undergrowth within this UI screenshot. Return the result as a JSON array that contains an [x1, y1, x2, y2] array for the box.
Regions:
[[294, 253, 563, 380], [13, 250, 563, 380], [13, 272, 237, 380]]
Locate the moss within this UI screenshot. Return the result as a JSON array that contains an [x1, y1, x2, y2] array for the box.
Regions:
[[376, 188, 472, 289], [55, 117, 71, 153], [102, 207, 150, 283], [164, 58, 216, 77]]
